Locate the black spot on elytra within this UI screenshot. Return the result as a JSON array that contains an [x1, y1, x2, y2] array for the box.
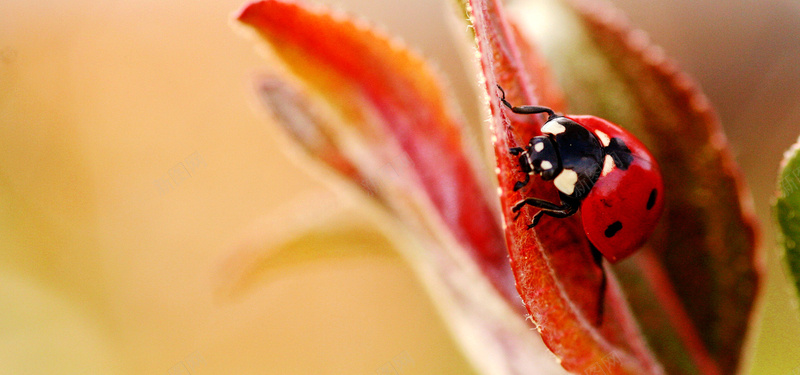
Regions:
[[605, 138, 633, 170], [604, 221, 623, 238], [647, 189, 657, 210]]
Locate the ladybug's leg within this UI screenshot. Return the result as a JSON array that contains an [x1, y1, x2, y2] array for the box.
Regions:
[[513, 174, 530, 192], [513, 155, 532, 191], [511, 198, 579, 228], [529, 204, 579, 228], [504, 103, 557, 117], [509, 146, 533, 191], [589, 244, 607, 325], [511, 197, 563, 215], [497, 85, 556, 118]]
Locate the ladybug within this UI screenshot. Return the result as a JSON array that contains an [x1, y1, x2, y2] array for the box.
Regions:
[[498, 86, 664, 263]]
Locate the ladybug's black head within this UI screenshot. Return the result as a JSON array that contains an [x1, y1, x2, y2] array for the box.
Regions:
[[523, 135, 562, 180]]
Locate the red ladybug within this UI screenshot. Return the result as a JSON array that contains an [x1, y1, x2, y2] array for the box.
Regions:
[[498, 87, 664, 263]]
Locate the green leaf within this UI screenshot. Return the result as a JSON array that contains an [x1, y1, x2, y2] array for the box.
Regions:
[[777, 137, 800, 301]]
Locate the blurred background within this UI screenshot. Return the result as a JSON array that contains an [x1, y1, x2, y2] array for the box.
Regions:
[[1, 0, 799, 373]]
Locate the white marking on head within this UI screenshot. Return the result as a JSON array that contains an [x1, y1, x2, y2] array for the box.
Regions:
[[496, 187, 503, 196], [595, 130, 611, 147], [542, 120, 566, 135], [602, 154, 615, 176], [540, 160, 553, 170], [554, 169, 579, 195], [526, 153, 535, 167], [533, 141, 544, 152]]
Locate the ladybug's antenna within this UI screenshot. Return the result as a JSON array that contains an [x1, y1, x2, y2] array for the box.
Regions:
[[496, 85, 557, 120]]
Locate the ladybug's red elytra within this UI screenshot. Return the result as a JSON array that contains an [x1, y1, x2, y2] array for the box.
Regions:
[[498, 86, 664, 263]]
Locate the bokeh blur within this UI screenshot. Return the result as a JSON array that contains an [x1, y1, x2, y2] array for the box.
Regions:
[[1, 0, 798, 374]]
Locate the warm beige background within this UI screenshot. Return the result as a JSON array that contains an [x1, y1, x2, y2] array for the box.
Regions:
[[0, 0, 798, 374]]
